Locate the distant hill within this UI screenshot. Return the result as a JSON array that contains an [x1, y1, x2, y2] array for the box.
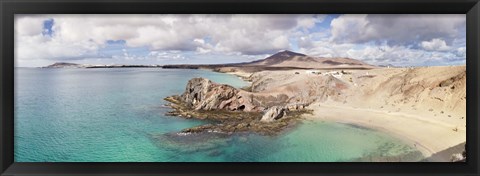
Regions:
[[246, 50, 307, 65], [43, 62, 162, 68], [45, 50, 376, 70], [163, 50, 376, 71], [240, 50, 375, 69], [44, 62, 84, 68]]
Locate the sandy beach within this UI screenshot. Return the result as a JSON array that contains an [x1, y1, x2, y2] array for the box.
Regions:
[[223, 64, 466, 161], [303, 102, 465, 158]]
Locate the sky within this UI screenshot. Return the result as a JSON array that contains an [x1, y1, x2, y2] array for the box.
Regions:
[[14, 14, 466, 67]]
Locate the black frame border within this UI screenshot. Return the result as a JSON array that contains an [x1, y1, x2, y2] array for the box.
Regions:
[[1, 0, 479, 175]]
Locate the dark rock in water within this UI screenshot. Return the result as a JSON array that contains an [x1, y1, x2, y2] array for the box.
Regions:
[[342, 123, 374, 131], [207, 149, 224, 157], [351, 144, 425, 162], [352, 150, 424, 162], [350, 142, 425, 162], [238, 136, 248, 143], [150, 132, 231, 154], [181, 124, 225, 134], [177, 119, 295, 136], [261, 106, 287, 122]]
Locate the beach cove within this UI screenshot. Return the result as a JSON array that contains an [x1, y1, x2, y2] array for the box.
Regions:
[[14, 67, 427, 162], [217, 64, 466, 161]]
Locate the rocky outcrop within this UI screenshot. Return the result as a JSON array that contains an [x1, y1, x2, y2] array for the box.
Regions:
[[164, 77, 313, 135], [181, 78, 238, 110], [164, 96, 310, 135], [180, 78, 264, 112], [261, 106, 287, 122]]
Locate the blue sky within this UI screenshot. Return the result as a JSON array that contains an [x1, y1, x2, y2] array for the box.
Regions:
[[15, 14, 466, 67]]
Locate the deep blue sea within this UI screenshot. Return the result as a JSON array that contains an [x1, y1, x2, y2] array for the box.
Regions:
[[14, 68, 423, 162]]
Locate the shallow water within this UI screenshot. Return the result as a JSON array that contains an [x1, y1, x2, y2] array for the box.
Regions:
[[14, 68, 423, 162]]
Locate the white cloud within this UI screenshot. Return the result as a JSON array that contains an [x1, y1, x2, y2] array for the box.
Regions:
[[148, 51, 187, 61], [296, 15, 326, 29], [15, 14, 327, 63], [14, 14, 465, 67], [455, 47, 466, 57], [299, 35, 464, 66], [15, 33, 99, 61], [330, 14, 465, 46], [14, 16, 47, 36], [330, 14, 371, 43], [421, 38, 451, 51], [293, 14, 466, 66]]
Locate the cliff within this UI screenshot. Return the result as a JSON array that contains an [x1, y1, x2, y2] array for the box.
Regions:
[[179, 78, 262, 112], [164, 78, 310, 135]]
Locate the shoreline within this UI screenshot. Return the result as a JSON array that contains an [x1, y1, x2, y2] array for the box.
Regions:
[[223, 71, 253, 84], [201, 67, 253, 82], [218, 67, 466, 161], [303, 103, 466, 161]]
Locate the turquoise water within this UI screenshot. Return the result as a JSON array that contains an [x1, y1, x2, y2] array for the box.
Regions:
[[14, 68, 423, 162]]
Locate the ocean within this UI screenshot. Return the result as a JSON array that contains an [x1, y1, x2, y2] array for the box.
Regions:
[[14, 68, 423, 162]]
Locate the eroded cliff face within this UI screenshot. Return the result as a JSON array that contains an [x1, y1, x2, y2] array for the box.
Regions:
[[178, 77, 312, 114], [180, 78, 263, 112], [164, 78, 310, 135]]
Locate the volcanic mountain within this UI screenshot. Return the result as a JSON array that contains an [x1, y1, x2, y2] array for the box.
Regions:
[[240, 50, 375, 69]]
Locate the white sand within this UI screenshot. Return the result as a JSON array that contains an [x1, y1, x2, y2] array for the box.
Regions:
[[304, 103, 466, 158]]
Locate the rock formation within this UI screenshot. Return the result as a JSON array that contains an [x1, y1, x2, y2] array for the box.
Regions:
[[261, 106, 287, 122], [164, 78, 312, 135], [180, 78, 263, 112]]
